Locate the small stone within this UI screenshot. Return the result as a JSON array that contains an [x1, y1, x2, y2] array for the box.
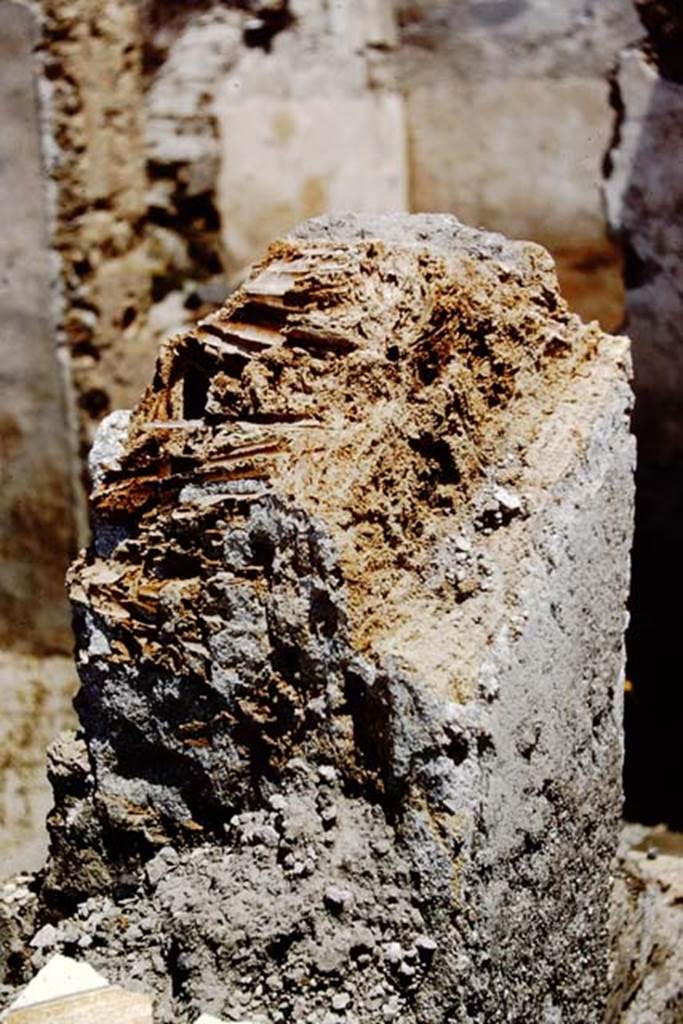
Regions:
[[254, 825, 279, 847], [493, 486, 522, 513], [320, 805, 337, 825], [384, 942, 403, 965], [332, 992, 350, 1010], [415, 935, 438, 960], [145, 846, 180, 888], [29, 924, 57, 949], [324, 886, 353, 914], [382, 999, 400, 1021]]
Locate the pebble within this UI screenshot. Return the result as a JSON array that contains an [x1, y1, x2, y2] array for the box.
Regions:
[[383, 942, 403, 965], [145, 846, 180, 888], [493, 486, 521, 513], [29, 924, 57, 948], [416, 935, 438, 958], [324, 885, 353, 913], [382, 999, 400, 1021]]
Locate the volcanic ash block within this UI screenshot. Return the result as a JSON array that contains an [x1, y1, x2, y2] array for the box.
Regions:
[[44, 214, 634, 1023]]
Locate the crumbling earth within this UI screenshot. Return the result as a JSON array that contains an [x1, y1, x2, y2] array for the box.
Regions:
[[0, 215, 634, 1022]]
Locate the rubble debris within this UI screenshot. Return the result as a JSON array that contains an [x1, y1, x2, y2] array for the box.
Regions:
[[2, 215, 634, 1022]]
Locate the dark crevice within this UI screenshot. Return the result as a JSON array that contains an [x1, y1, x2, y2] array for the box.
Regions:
[[623, 243, 661, 290], [409, 433, 461, 486], [243, 7, 295, 51], [183, 361, 211, 419], [635, 0, 683, 83]]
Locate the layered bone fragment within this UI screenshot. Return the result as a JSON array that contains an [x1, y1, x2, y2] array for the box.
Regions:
[[35, 215, 633, 1023]]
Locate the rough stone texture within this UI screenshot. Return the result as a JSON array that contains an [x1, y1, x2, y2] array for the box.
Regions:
[[603, 2, 683, 827], [0, 216, 634, 1022], [608, 826, 683, 1023], [0, 874, 37, 996], [0, 653, 77, 882], [0, 0, 75, 652], [0, 0, 636, 656]]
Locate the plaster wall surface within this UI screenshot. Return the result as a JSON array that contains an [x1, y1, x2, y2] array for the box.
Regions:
[[0, 652, 77, 881], [0, 1, 75, 656]]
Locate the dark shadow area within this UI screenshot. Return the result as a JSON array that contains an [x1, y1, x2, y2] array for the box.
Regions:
[[625, 467, 683, 827], [614, 2, 683, 828]]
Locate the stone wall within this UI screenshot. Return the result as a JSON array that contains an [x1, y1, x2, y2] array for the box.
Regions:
[[399, 0, 641, 327], [141, 0, 640, 331]]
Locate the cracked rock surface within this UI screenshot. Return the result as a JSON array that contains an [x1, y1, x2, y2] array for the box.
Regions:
[[1, 214, 634, 1022]]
